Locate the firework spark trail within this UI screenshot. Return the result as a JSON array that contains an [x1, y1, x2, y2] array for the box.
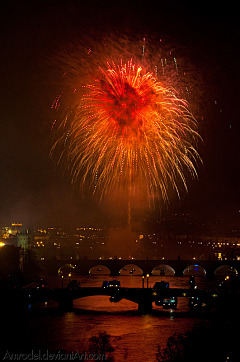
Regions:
[[52, 58, 201, 205]]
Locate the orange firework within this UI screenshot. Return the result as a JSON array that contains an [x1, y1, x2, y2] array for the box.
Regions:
[[52, 59, 201, 204]]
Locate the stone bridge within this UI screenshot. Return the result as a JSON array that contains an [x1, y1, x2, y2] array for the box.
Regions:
[[39, 259, 240, 277], [9, 286, 240, 314], [2, 287, 240, 314]]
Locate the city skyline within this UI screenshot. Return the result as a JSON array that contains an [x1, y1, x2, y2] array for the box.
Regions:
[[2, 219, 240, 263], [0, 2, 240, 230]]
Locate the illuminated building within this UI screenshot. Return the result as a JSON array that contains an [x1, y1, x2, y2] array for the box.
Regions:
[[2, 223, 23, 238]]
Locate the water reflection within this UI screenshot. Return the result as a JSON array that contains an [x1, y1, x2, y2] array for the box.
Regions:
[[74, 296, 138, 313]]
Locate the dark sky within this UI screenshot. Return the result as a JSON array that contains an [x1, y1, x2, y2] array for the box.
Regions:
[[0, 1, 240, 229]]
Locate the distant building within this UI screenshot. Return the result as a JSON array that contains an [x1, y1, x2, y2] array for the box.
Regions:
[[17, 225, 29, 269], [2, 223, 23, 238]]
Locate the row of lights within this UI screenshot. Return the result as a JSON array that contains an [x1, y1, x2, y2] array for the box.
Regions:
[[60, 271, 151, 289]]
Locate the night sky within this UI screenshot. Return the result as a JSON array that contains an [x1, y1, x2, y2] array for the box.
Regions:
[[0, 1, 240, 230]]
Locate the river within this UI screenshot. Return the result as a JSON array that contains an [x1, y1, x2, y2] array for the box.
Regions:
[[2, 274, 222, 361]]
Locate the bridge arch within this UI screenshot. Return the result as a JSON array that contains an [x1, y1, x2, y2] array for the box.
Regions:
[[58, 263, 79, 276], [73, 295, 138, 311], [89, 265, 111, 275], [214, 264, 238, 277], [119, 264, 143, 275], [183, 264, 206, 277], [151, 264, 175, 276]]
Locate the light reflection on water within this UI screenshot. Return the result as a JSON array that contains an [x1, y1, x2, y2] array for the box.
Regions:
[[4, 275, 216, 362], [57, 310, 199, 362]]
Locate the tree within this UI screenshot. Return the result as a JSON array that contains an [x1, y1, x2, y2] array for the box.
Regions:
[[89, 331, 114, 361], [156, 323, 238, 362], [156, 333, 186, 362]]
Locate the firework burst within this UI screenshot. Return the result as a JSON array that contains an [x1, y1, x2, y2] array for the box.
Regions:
[[52, 58, 201, 205]]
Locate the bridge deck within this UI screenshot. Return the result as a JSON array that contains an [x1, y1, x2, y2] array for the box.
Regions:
[[11, 286, 236, 301]]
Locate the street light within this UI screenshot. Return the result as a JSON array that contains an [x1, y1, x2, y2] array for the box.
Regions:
[[146, 274, 149, 288], [142, 275, 145, 288], [61, 275, 64, 289], [68, 272, 71, 285]]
